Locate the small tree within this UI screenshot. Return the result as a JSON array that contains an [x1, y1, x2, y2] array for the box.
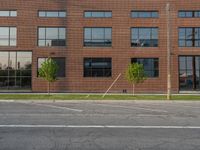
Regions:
[[125, 63, 146, 96], [38, 58, 58, 95]]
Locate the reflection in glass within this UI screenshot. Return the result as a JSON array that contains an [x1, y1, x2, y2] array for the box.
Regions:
[[0, 51, 32, 90]]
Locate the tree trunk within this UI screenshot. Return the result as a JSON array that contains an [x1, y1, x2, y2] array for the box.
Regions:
[[48, 82, 50, 95], [133, 83, 135, 96]]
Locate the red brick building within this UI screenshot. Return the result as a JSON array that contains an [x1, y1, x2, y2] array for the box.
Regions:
[[0, 0, 200, 93]]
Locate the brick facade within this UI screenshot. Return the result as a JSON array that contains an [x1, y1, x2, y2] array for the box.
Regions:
[[0, 0, 200, 93]]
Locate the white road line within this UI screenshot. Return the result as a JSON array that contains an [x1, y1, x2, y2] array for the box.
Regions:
[[93, 103, 168, 113], [19, 102, 83, 112], [0, 125, 200, 129]]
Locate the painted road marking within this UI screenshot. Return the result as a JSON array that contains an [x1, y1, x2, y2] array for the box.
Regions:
[[0, 125, 200, 129], [92, 103, 168, 113], [18, 102, 83, 112]]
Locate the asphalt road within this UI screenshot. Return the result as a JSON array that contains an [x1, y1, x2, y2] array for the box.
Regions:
[[1, 100, 200, 150]]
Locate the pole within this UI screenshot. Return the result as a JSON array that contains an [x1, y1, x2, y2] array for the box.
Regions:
[[166, 3, 171, 100], [102, 73, 121, 98]]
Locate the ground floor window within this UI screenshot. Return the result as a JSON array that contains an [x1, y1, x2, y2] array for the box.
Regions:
[[0, 51, 32, 90], [179, 56, 200, 91], [37, 57, 66, 77], [131, 58, 159, 77], [84, 58, 112, 77]]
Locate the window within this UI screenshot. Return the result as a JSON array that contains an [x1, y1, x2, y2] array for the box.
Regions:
[[179, 11, 200, 18], [84, 11, 112, 18], [0, 27, 17, 46], [131, 11, 158, 18], [0, 51, 32, 90], [179, 27, 200, 47], [84, 27, 112, 47], [84, 58, 112, 77], [38, 58, 65, 77], [39, 11, 66, 18], [131, 27, 158, 47], [38, 27, 66, 47], [0, 10, 17, 17], [131, 58, 159, 77]]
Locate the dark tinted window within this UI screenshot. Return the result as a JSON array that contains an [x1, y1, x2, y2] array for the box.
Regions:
[[38, 27, 66, 47], [131, 58, 159, 77], [84, 58, 112, 77], [38, 58, 65, 77], [131, 27, 158, 47], [84, 27, 112, 47]]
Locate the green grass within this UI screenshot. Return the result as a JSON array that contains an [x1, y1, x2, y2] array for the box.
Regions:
[[0, 94, 199, 100]]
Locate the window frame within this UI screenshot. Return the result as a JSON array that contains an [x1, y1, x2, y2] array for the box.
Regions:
[[131, 27, 158, 47], [83, 27, 112, 47], [37, 27, 66, 47], [0, 10, 17, 17], [37, 57, 66, 78], [38, 10, 66, 18], [131, 58, 159, 78], [83, 57, 112, 78], [131, 11, 159, 18], [84, 11, 112, 18], [0, 26, 17, 46], [179, 27, 200, 47]]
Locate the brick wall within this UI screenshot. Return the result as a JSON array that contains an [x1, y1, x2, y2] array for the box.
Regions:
[[0, 0, 200, 93]]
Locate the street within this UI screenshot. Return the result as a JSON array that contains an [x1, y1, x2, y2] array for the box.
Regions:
[[1, 100, 200, 150]]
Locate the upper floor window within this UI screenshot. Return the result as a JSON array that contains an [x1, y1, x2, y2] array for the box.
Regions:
[[131, 11, 158, 18], [39, 11, 66, 18], [0, 27, 16, 46], [179, 10, 200, 18], [84, 27, 112, 47], [179, 27, 200, 47], [38, 27, 66, 47], [84, 58, 112, 77], [0, 10, 17, 17], [84, 11, 112, 18], [131, 27, 158, 47], [131, 58, 159, 77], [38, 57, 66, 77]]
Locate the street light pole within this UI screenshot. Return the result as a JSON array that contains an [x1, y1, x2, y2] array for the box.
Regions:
[[166, 3, 171, 100]]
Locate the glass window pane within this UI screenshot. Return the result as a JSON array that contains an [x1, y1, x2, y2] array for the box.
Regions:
[[139, 12, 151, 18], [105, 12, 112, 17], [10, 27, 16, 39], [46, 28, 58, 39], [152, 28, 158, 39], [0, 27, 9, 39], [0, 52, 8, 70], [105, 28, 111, 39], [46, 12, 59, 17], [139, 28, 151, 39], [0, 11, 9, 16], [85, 12, 92, 17], [59, 28, 66, 39], [179, 11, 185, 17], [92, 12, 104, 17], [152, 12, 158, 18], [39, 28, 45, 39], [10, 11, 17, 17], [39, 11, 46, 17], [59, 11, 66, 17], [92, 28, 104, 39]]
